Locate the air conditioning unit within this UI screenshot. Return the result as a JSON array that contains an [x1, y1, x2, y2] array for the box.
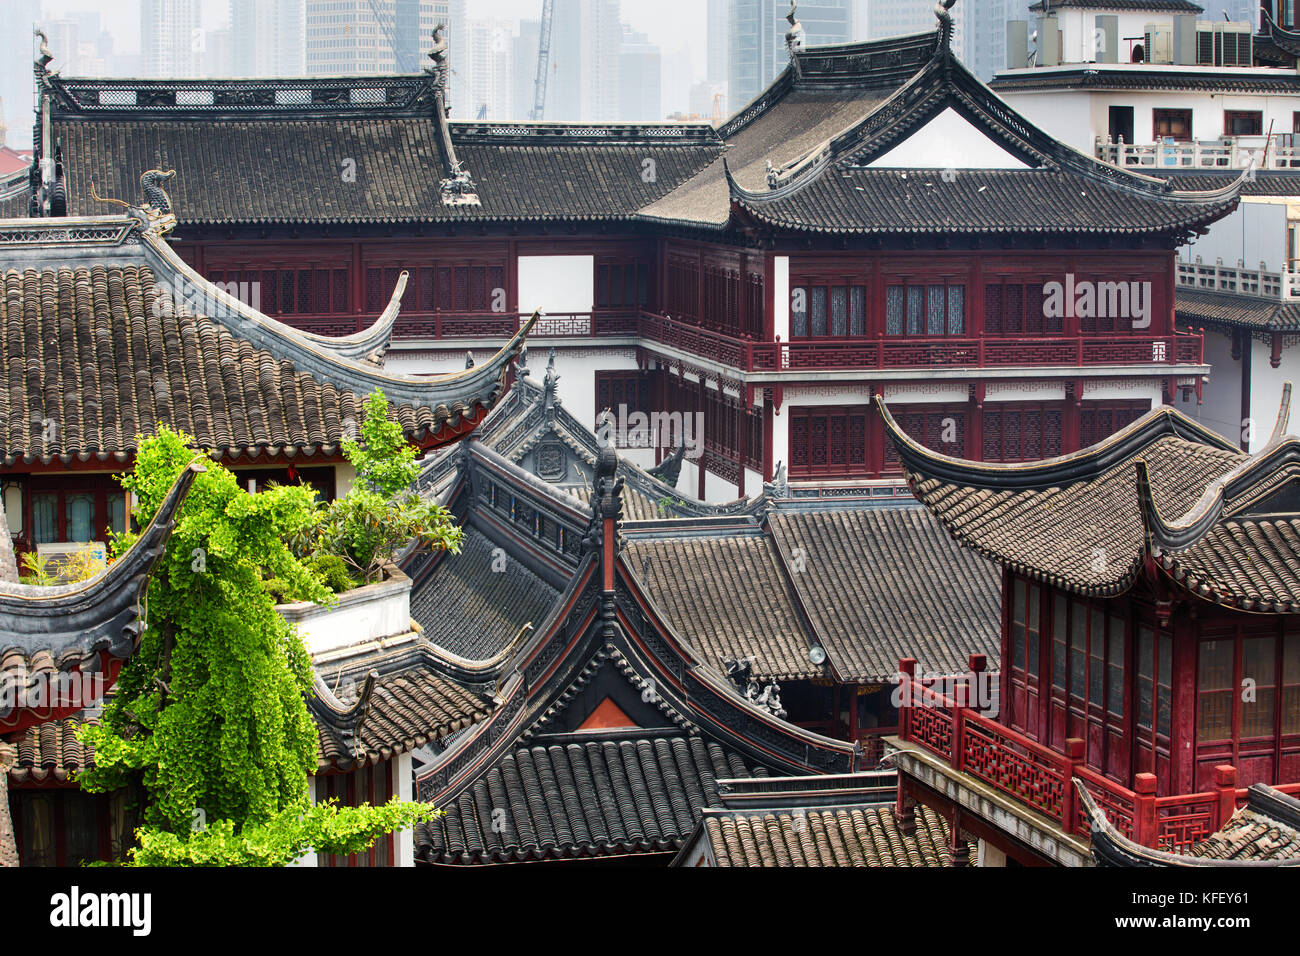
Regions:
[[1196, 21, 1253, 66], [1145, 24, 1174, 64], [35, 541, 107, 581]]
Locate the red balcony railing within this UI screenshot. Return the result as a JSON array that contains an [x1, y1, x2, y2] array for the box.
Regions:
[[897, 657, 1300, 854], [272, 309, 1206, 374]]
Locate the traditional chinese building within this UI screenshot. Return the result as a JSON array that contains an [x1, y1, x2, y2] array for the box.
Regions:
[[10, 5, 1245, 503], [880, 389, 1300, 865], [404, 361, 1000, 762], [0, 214, 530, 565]]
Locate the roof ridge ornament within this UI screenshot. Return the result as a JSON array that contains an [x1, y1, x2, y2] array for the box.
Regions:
[[785, 2, 805, 57], [935, 0, 958, 56], [90, 168, 177, 236], [425, 23, 449, 87]]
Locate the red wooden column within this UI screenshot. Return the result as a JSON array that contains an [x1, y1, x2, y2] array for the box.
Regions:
[[1061, 737, 1084, 834], [1214, 765, 1238, 830], [1132, 772, 1158, 847], [1170, 608, 1198, 795]]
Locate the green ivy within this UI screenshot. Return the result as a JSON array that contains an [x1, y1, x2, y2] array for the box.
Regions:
[[318, 390, 462, 583], [76, 426, 436, 866]]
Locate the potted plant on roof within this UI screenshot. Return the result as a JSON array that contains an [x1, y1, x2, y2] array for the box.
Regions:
[[272, 390, 463, 653]]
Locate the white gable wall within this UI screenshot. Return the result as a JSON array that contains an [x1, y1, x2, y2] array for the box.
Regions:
[[866, 107, 1033, 169]]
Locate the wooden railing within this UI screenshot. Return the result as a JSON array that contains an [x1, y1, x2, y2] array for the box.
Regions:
[[1097, 136, 1300, 170], [1177, 256, 1300, 302], [896, 656, 1300, 854], [276, 309, 1205, 373]]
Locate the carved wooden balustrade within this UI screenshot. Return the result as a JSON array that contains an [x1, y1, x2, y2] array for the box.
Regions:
[[896, 656, 1300, 854], [270, 309, 1206, 373]]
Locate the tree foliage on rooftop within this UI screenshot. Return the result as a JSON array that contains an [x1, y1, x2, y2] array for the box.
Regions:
[[317, 389, 462, 583], [76, 425, 437, 866]]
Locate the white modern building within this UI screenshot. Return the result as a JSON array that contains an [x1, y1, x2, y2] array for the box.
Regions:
[[992, 0, 1300, 451]]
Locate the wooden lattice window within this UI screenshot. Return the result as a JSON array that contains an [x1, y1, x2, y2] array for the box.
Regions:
[[596, 261, 650, 309], [884, 283, 965, 336], [1080, 401, 1149, 449], [366, 263, 505, 314], [982, 405, 1063, 462], [208, 267, 350, 315], [883, 407, 966, 467], [595, 371, 649, 417], [789, 406, 871, 478], [790, 281, 867, 338], [983, 282, 1058, 336]]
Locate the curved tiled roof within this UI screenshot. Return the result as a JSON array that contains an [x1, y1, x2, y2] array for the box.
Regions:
[[409, 527, 560, 661], [1156, 518, 1300, 613], [418, 733, 768, 864], [770, 507, 1000, 681], [0, 221, 531, 464], [1177, 289, 1300, 333], [626, 534, 820, 681], [702, 803, 967, 867], [882, 392, 1300, 610], [5, 717, 97, 785], [311, 660, 493, 772]]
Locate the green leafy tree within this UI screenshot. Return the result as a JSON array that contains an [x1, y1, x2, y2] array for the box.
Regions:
[[77, 426, 437, 865], [319, 390, 462, 583]]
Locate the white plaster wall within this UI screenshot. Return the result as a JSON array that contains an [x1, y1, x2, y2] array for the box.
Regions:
[[867, 108, 1031, 169], [745, 467, 764, 493], [772, 406, 790, 475], [1175, 327, 1241, 446], [1001, 86, 1300, 153], [984, 382, 1067, 402], [278, 576, 411, 655], [774, 256, 790, 342], [289, 776, 319, 868], [994, 90, 1097, 154], [385, 346, 639, 437], [1081, 379, 1161, 403], [784, 384, 875, 407], [1183, 200, 1290, 274], [334, 462, 357, 498], [553, 348, 640, 433], [517, 255, 595, 314], [394, 753, 415, 868], [883, 383, 969, 404], [1250, 335, 1300, 453]]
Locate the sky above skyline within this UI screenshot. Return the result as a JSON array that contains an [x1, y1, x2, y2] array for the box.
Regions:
[[32, 0, 712, 74]]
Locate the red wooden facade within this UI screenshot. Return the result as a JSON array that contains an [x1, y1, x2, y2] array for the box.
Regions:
[[167, 230, 1203, 492]]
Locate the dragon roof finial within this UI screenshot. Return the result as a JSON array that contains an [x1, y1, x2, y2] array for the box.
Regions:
[[785, 2, 805, 55], [935, 0, 958, 53]]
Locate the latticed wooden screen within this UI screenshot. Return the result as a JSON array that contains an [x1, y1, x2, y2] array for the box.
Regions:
[[790, 406, 871, 477], [982, 406, 1064, 461], [363, 263, 505, 314], [882, 408, 966, 467], [984, 282, 1058, 336], [1080, 402, 1148, 449]]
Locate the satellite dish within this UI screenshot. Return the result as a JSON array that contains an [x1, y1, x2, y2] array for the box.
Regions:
[[808, 645, 827, 665]]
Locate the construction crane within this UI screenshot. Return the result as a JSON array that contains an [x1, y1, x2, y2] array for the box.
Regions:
[[530, 0, 555, 121]]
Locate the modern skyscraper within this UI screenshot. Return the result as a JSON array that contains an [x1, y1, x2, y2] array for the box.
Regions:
[[513, 18, 542, 120], [957, 0, 1009, 81], [306, 0, 449, 75], [231, 0, 306, 77], [548, 0, 622, 123], [620, 27, 661, 122], [141, 0, 202, 78], [453, 17, 515, 120], [728, 0, 854, 111]]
